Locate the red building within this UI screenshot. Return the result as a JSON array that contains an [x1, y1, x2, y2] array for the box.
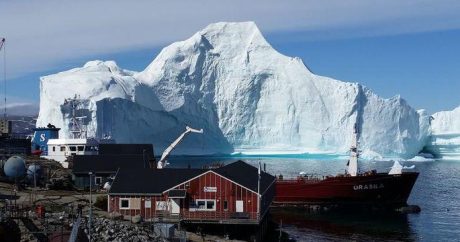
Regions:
[[108, 160, 275, 224]]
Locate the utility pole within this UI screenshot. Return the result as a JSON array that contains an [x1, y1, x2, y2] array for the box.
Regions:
[[33, 161, 37, 189], [31, 161, 37, 205], [60, 216, 64, 242], [279, 219, 282, 242], [257, 162, 261, 221], [88, 171, 93, 242]]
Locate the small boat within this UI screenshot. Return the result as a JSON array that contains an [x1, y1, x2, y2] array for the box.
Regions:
[[274, 124, 419, 209]]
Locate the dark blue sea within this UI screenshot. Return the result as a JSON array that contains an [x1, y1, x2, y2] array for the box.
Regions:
[[168, 155, 460, 241]]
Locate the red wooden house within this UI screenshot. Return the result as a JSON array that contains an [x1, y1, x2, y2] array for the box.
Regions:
[[108, 160, 275, 224]]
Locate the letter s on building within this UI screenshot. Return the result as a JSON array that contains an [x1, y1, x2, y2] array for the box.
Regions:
[[40, 133, 46, 142]]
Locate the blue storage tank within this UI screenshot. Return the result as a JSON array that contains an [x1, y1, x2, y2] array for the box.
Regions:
[[27, 164, 42, 180], [4, 156, 26, 178], [31, 124, 60, 155]]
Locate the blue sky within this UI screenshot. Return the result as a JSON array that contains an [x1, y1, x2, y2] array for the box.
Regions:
[[269, 29, 460, 113], [1, 0, 459, 114]]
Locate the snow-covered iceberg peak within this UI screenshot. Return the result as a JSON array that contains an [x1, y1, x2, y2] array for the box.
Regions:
[[37, 22, 429, 158], [134, 21, 428, 158]]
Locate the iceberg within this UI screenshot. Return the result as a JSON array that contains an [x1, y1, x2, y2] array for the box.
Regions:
[[425, 105, 460, 160], [37, 60, 230, 155], [36, 22, 429, 158]]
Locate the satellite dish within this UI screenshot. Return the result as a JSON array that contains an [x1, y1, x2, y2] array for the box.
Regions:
[[27, 164, 42, 180], [4, 156, 26, 178]]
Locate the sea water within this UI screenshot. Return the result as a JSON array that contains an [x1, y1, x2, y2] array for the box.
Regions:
[[167, 155, 460, 241]]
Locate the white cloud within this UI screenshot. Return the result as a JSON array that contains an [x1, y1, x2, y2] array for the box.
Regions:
[[0, 0, 459, 79], [0, 97, 39, 116]]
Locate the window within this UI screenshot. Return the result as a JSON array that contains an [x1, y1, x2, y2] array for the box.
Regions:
[[60, 146, 65, 152], [207, 201, 215, 210], [52, 146, 56, 152], [197, 201, 206, 209], [77, 146, 84, 152], [156, 201, 168, 211], [69, 146, 77, 152], [190, 199, 216, 211], [120, 198, 130, 209], [95, 176, 102, 185], [224, 201, 228, 211]]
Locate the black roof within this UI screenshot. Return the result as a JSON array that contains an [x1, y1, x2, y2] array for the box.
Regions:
[[108, 160, 275, 195], [168, 189, 187, 198], [215, 160, 275, 194], [98, 144, 154, 156], [109, 168, 204, 195], [72, 155, 148, 174]]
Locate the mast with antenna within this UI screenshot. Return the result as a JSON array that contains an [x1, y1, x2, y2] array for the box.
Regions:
[[0, 38, 6, 120], [0, 38, 12, 138], [65, 95, 87, 139]]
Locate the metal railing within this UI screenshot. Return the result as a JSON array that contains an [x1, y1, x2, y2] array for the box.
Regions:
[[154, 210, 259, 223], [276, 175, 325, 183]]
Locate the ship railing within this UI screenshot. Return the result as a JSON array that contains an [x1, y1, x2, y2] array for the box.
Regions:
[[276, 174, 326, 182]]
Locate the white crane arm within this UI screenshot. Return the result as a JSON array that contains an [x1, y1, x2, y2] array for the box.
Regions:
[[157, 126, 203, 169], [0, 38, 5, 51]]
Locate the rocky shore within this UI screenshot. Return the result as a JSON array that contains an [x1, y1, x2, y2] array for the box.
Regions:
[[84, 217, 161, 242]]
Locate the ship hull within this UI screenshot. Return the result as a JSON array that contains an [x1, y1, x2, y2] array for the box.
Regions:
[[274, 172, 419, 208]]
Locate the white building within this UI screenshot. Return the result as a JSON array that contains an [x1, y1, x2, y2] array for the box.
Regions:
[[45, 138, 99, 168]]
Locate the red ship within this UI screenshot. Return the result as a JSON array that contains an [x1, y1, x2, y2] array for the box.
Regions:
[[274, 124, 419, 208]]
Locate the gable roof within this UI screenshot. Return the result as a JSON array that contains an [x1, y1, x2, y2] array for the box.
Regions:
[[109, 168, 204, 195], [72, 155, 148, 174], [108, 160, 276, 196], [215, 160, 275, 194]]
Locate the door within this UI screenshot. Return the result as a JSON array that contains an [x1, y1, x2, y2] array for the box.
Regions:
[[236, 200, 244, 212], [170, 198, 180, 214]]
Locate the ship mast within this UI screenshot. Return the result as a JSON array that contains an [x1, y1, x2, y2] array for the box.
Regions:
[[347, 123, 359, 176], [66, 95, 87, 139]]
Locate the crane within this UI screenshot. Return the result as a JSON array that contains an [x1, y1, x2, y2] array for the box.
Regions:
[[157, 126, 204, 169], [0, 38, 5, 51]]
